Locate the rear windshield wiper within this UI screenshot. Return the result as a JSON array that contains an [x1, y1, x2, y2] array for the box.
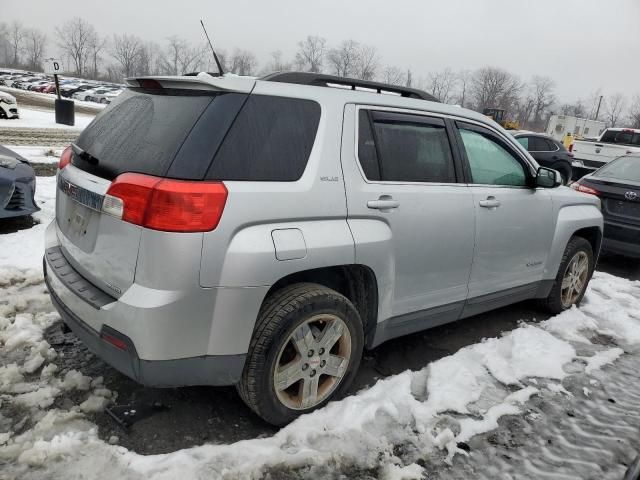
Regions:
[[71, 143, 99, 165]]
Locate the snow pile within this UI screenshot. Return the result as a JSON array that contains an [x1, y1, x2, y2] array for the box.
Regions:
[[0, 178, 639, 478], [6, 146, 64, 164], [0, 106, 95, 130]]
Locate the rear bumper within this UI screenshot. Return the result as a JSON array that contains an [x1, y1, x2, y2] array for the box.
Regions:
[[602, 220, 640, 258], [43, 219, 269, 387], [45, 273, 246, 387]]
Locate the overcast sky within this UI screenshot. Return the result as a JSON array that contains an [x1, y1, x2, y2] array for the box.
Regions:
[[7, 0, 640, 102]]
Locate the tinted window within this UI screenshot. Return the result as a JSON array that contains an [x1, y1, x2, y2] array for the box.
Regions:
[[516, 136, 529, 149], [601, 130, 640, 146], [75, 89, 221, 180], [360, 112, 455, 183], [357, 110, 381, 180], [529, 137, 550, 151], [595, 156, 640, 182], [207, 95, 320, 181], [460, 128, 527, 186]]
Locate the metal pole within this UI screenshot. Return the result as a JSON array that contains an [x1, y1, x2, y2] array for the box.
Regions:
[[54, 73, 61, 100], [594, 95, 603, 121]]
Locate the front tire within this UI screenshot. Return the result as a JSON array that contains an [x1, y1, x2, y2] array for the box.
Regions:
[[539, 236, 594, 314], [238, 283, 364, 426]]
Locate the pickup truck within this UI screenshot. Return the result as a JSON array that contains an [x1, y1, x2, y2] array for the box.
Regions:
[[571, 128, 640, 176]]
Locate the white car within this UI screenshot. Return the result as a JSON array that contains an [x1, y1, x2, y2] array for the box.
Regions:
[[73, 88, 112, 102], [0, 91, 19, 119], [93, 89, 123, 104]]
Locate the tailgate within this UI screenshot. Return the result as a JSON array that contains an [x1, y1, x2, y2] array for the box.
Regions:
[[56, 165, 142, 297]]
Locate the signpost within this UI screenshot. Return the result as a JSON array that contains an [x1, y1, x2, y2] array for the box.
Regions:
[[43, 58, 74, 126]]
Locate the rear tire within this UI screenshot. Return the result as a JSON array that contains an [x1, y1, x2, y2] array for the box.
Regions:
[[238, 283, 364, 426], [538, 236, 594, 315]]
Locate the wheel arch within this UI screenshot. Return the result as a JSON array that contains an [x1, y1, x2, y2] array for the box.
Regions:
[[263, 264, 379, 347]]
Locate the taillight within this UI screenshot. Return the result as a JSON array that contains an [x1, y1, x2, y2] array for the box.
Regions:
[[568, 143, 574, 152], [58, 145, 72, 170], [102, 173, 228, 232], [571, 182, 600, 196]]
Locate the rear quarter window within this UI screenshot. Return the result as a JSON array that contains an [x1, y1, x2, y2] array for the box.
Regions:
[[206, 95, 321, 181]]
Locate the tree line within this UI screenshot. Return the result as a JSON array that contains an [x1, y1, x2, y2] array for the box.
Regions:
[[1, 18, 639, 130]]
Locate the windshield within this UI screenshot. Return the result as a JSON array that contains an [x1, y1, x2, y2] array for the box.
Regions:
[[595, 156, 640, 183]]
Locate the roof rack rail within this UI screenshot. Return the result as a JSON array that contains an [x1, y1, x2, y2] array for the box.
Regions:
[[261, 71, 439, 102]]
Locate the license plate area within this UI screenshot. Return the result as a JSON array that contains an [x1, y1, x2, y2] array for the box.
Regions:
[[607, 199, 640, 219]]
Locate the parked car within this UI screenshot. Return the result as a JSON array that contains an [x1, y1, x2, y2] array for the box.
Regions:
[[91, 89, 123, 104], [571, 155, 640, 258], [571, 128, 640, 176], [0, 91, 19, 119], [0, 145, 39, 219], [76, 88, 114, 102], [512, 131, 574, 184], [44, 72, 603, 426]]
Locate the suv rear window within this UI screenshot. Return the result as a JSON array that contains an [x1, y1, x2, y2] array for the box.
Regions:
[[74, 89, 237, 180], [206, 95, 321, 181]]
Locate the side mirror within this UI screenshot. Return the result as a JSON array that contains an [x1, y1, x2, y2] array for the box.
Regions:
[[536, 167, 562, 188]]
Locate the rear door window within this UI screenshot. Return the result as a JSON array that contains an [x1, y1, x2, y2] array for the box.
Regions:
[[357, 110, 457, 183], [206, 95, 321, 181]]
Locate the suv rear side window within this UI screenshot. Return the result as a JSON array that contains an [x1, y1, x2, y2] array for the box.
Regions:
[[357, 110, 456, 183], [207, 95, 321, 181]]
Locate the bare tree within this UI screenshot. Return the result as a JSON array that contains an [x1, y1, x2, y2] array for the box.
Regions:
[[8, 21, 24, 66], [262, 50, 291, 74], [327, 40, 359, 77], [560, 100, 587, 118], [353, 44, 379, 81], [88, 34, 108, 79], [628, 95, 640, 129], [604, 93, 626, 127], [0, 23, 10, 65], [530, 75, 556, 128], [230, 49, 257, 76], [295, 36, 326, 73], [380, 66, 406, 86], [23, 29, 46, 70], [426, 68, 457, 103], [455, 69, 472, 107], [56, 18, 97, 76], [160, 36, 206, 75], [111, 34, 143, 77], [469, 66, 522, 113]]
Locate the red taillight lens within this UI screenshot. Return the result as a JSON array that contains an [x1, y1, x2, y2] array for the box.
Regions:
[[571, 182, 599, 196], [568, 143, 574, 152], [100, 332, 128, 351], [103, 173, 228, 232], [58, 145, 72, 170]]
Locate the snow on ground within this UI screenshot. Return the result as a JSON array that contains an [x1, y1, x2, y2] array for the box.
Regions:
[[7, 146, 62, 164], [0, 180, 639, 479], [0, 107, 95, 130]]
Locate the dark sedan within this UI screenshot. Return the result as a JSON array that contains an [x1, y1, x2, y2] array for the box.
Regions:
[[0, 145, 39, 219], [513, 132, 573, 184], [571, 155, 640, 258]]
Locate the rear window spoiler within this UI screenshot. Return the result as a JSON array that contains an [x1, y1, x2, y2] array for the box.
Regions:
[[124, 73, 256, 94]]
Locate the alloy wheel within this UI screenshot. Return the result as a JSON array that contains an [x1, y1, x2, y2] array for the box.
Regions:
[[561, 251, 589, 308], [273, 314, 352, 410]]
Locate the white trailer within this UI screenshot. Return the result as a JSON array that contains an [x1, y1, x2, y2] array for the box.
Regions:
[[546, 115, 606, 142]]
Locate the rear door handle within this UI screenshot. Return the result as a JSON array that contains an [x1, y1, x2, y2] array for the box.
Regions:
[[479, 197, 501, 209], [367, 197, 400, 210]]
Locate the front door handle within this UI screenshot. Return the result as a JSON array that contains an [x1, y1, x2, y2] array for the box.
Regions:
[[367, 196, 400, 210], [479, 196, 501, 209]]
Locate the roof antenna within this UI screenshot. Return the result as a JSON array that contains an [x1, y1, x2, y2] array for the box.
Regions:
[[200, 19, 224, 76]]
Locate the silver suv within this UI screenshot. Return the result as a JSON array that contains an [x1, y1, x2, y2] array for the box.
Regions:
[[44, 72, 603, 426]]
